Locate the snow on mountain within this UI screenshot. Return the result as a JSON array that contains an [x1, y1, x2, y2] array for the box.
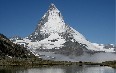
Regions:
[[92, 43, 116, 52], [28, 33, 66, 49], [39, 4, 66, 34], [27, 3, 99, 51], [10, 3, 115, 54], [70, 27, 101, 51]]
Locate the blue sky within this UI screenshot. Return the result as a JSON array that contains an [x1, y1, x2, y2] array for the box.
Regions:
[[0, 0, 115, 44]]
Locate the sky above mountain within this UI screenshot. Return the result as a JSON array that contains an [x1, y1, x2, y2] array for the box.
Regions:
[[0, 0, 115, 44]]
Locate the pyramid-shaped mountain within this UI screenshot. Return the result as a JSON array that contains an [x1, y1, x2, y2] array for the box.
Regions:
[[27, 4, 99, 51], [11, 4, 115, 57]]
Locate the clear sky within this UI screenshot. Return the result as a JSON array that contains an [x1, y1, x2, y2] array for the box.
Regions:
[[0, 0, 115, 44]]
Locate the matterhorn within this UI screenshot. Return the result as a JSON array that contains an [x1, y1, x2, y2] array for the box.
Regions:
[[10, 3, 115, 61]]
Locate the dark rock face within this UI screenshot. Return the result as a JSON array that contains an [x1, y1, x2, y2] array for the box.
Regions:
[[0, 33, 35, 59], [55, 41, 86, 56]]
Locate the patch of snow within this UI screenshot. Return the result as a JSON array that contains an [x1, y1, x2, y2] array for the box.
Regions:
[[27, 33, 66, 49], [92, 43, 115, 52], [8, 56, 12, 58], [35, 32, 38, 35], [71, 39, 74, 42]]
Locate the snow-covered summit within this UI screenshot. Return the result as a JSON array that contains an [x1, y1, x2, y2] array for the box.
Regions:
[[49, 3, 59, 11], [37, 3, 66, 35]]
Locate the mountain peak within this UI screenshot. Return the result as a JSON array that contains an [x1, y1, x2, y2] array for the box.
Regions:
[[50, 3, 55, 7], [35, 3, 66, 34], [49, 3, 57, 11]]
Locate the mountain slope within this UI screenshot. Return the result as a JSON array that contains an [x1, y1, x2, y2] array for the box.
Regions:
[[0, 33, 35, 59]]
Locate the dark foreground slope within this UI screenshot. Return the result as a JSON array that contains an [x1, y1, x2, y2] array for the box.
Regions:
[[0, 33, 35, 59]]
